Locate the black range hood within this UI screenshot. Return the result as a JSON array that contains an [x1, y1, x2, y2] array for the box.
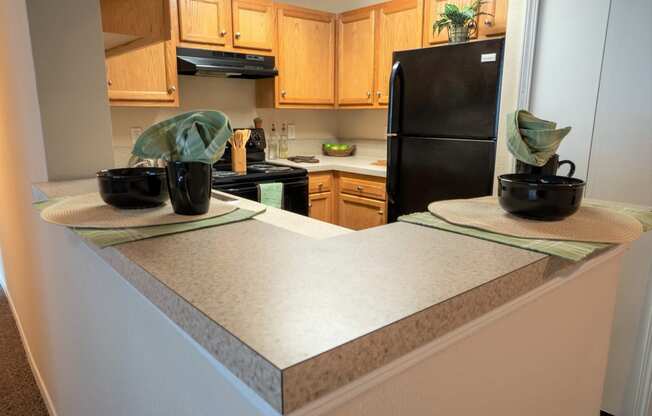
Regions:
[[177, 47, 278, 79]]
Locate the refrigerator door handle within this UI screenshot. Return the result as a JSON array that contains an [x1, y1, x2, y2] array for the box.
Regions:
[[387, 61, 402, 136], [386, 60, 403, 221]]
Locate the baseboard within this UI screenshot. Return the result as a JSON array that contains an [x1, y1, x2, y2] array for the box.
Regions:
[[3, 286, 58, 416]]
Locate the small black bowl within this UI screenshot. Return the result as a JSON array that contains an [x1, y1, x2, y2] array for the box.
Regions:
[[498, 174, 586, 221], [97, 167, 169, 209]]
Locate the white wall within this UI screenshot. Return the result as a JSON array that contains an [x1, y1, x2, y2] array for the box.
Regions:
[[587, 0, 652, 414], [0, 0, 49, 408], [529, 0, 611, 182], [26, 0, 114, 180], [530, 0, 652, 414]]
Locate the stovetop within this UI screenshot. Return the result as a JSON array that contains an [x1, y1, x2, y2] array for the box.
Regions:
[[212, 162, 307, 186]]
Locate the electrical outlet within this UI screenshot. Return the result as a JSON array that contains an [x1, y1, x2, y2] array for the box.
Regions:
[[130, 127, 143, 145], [287, 124, 296, 139]]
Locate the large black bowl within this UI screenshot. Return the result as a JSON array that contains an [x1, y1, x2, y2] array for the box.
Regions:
[[497, 174, 586, 221], [97, 167, 169, 209]]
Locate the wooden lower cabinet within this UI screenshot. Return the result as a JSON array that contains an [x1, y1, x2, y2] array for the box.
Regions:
[[338, 194, 386, 230], [309, 192, 334, 223], [308, 171, 387, 230]]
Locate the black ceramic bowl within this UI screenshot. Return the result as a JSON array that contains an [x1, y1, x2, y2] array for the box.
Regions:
[[97, 167, 169, 209], [497, 174, 586, 221]]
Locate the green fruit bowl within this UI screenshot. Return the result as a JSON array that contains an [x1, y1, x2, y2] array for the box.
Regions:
[[322, 144, 356, 157]]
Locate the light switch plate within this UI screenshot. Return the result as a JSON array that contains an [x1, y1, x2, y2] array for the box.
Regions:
[[130, 127, 143, 145], [287, 124, 296, 139]]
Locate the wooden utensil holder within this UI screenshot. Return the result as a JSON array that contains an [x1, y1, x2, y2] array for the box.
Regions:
[[231, 146, 247, 174]]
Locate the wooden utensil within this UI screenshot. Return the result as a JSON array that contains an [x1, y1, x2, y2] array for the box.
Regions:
[[230, 129, 251, 174]]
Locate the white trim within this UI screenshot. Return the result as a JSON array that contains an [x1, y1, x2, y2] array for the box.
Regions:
[[291, 247, 625, 416], [3, 286, 58, 416], [517, 0, 539, 110], [505, 0, 539, 172]]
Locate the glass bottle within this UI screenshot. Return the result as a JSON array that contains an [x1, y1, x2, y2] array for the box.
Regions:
[[279, 123, 289, 159], [268, 123, 279, 160]]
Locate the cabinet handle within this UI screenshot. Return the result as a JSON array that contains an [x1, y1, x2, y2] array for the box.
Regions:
[[367, 91, 371, 98], [167, 85, 176, 94], [220, 30, 227, 37], [107, 80, 113, 87], [235, 32, 241, 39], [309, 203, 312, 208], [484, 18, 493, 26], [318, 183, 323, 189], [281, 90, 287, 98], [378, 210, 384, 215], [376, 91, 382, 98], [356, 185, 364, 191]]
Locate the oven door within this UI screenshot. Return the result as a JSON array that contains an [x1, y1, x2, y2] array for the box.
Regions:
[[214, 178, 309, 216]]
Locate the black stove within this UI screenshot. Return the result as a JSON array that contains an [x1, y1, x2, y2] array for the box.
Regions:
[[211, 128, 309, 215]]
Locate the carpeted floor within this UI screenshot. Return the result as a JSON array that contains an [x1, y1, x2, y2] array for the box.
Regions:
[[0, 287, 49, 416]]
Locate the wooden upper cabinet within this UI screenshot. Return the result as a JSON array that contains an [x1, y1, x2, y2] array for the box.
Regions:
[[105, 41, 178, 106], [337, 8, 375, 106], [375, 0, 423, 105], [232, 0, 274, 51], [277, 6, 335, 106], [423, 0, 478, 45], [102, 0, 178, 107], [478, 0, 507, 37], [178, 0, 232, 46]]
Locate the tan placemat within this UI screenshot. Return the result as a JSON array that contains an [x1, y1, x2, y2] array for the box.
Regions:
[[41, 192, 237, 229], [428, 197, 643, 244]]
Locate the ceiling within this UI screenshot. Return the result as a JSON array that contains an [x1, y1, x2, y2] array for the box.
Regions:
[[284, 0, 380, 13]]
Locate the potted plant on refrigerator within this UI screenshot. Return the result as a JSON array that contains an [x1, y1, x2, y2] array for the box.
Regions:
[[433, 1, 491, 44]]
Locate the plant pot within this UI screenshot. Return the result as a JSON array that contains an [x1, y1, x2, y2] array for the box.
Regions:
[[448, 25, 469, 44]]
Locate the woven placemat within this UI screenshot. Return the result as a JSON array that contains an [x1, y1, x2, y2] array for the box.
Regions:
[[34, 197, 265, 248], [40, 192, 236, 229], [428, 197, 643, 244]]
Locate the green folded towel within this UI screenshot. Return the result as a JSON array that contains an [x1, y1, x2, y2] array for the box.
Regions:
[[131, 110, 233, 164], [507, 110, 572, 167], [258, 183, 283, 209]]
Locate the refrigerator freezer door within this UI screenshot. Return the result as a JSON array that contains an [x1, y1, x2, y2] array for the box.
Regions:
[[387, 136, 496, 221], [393, 38, 504, 139]]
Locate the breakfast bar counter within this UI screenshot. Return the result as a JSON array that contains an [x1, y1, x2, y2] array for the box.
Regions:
[[32, 179, 625, 415]]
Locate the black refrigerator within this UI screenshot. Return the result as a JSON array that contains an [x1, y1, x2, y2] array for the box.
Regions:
[[386, 38, 505, 222]]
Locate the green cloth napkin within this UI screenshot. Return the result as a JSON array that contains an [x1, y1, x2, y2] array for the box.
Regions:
[[258, 183, 283, 209], [34, 199, 264, 248], [399, 200, 652, 262], [132, 111, 233, 164], [507, 110, 572, 167]]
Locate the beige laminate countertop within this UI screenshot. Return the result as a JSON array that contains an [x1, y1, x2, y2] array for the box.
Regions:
[[33, 179, 571, 414], [272, 156, 386, 177]]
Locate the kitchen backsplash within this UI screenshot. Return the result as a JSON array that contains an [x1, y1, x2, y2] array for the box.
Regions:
[[111, 76, 387, 166]]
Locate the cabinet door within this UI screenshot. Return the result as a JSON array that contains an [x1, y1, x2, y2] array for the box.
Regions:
[[478, 0, 507, 37], [375, 0, 423, 105], [277, 7, 335, 106], [178, 0, 231, 46], [338, 194, 386, 230], [423, 0, 477, 45], [232, 0, 274, 51], [105, 40, 178, 106], [309, 192, 333, 223], [337, 8, 375, 106]]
